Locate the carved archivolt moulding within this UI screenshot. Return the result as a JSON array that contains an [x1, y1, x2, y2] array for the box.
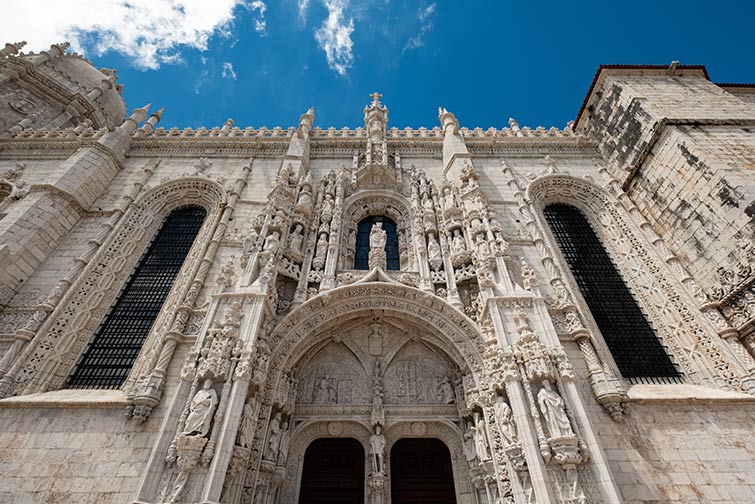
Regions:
[[7, 177, 225, 396], [527, 175, 744, 390]]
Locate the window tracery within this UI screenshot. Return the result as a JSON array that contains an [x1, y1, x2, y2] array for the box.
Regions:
[[68, 206, 206, 388]]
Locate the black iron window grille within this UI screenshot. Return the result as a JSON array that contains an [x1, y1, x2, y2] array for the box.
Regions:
[[543, 203, 681, 382], [354, 215, 400, 270], [68, 206, 207, 389]]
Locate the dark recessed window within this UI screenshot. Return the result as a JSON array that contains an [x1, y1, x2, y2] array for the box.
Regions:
[[354, 215, 400, 270], [544, 203, 680, 381], [68, 205, 206, 389]]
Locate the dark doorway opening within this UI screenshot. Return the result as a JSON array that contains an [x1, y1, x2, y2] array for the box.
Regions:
[[299, 438, 365, 504], [390, 438, 456, 504]]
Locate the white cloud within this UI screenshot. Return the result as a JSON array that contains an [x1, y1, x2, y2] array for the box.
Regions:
[[297, 0, 311, 23], [314, 0, 354, 76], [0, 0, 262, 70], [403, 2, 436, 52], [249, 1, 268, 35], [221, 61, 238, 80]]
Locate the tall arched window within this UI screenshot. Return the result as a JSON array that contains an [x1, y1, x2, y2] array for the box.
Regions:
[[68, 205, 207, 389], [354, 215, 400, 270], [543, 203, 680, 381]]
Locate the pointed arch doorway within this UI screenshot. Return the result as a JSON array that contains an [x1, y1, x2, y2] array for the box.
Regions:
[[298, 438, 365, 504], [390, 438, 456, 504]]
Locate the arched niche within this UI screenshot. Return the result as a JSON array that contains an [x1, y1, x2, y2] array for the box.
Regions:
[[339, 190, 414, 271]]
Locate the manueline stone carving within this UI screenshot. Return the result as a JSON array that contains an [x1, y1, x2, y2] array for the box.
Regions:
[[182, 379, 218, 437]]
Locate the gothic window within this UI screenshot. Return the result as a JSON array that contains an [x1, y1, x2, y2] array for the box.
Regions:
[[68, 206, 207, 389], [543, 203, 680, 381], [354, 215, 400, 270]]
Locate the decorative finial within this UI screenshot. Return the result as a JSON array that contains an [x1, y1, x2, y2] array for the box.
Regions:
[[370, 91, 383, 107], [1, 41, 26, 57], [666, 60, 679, 76]]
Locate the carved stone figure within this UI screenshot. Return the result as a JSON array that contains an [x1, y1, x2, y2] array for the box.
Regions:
[[237, 402, 255, 449], [537, 380, 574, 438], [427, 232, 442, 267], [182, 379, 218, 437], [443, 187, 455, 212], [296, 186, 313, 209], [463, 428, 477, 464], [439, 376, 455, 404], [277, 422, 291, 465], [321, 193, 335, 222], [287, 224, 304, 251], [370, 222, 387, 250], [475, 234, 491, 257], [263, 230, 280, 253], [264, 413, 282, 462], [242, 228, 259, 253], [370, 425, 386, 474], [473, 415, 491, 461], [371, 384, 385, 427], [494, 397, 517, 445], [452, 229, 467, 254]]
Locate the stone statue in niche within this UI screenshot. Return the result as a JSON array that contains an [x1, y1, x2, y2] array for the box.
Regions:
[[238, 401, 256, 448], [321, 194, 335, 222], [371, 384, 385, 427], [494, 396, 517, 445], [263, 231, 280, 253], [475, 234, 491, 258], [370, 425, 386, 474], [296, 186, 312, 209], [452, 229, 466, 254], [278, 421, 291, 465], [439, 376, 455, 404], [370, 222, 387, 250], [182, 379, 218, 437], [427, 233, 442, 269], [442, 187, 455, 212], [287, 224, 304, 251], [473, 414, 492, 461], [463, 428, 477, 465], [242, 228, 259, 253], [537, 380, 574, 438], [264, 413, 282, 462]]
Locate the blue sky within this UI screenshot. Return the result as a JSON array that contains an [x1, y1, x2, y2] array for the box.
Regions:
[[5, 0, 755, 129]]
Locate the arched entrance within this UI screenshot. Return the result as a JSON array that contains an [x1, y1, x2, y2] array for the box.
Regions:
[[390, 438, 456, 504], [299, 438, 365, 504], [254, 281, 488, 503]]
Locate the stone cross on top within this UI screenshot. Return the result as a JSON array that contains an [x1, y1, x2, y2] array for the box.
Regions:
[[370, 92, 383, 107]]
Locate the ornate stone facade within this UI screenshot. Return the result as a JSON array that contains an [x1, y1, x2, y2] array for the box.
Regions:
[[2, 49, 755, 503]]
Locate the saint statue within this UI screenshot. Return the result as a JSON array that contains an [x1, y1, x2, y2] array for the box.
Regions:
[[242, 228, 259, 253], [443, 188, 455, 212], [315, 233, 328, 259], [537, 380, 574, 438], [182, 379, 218, 437], [439, 376, 455, 404], [427, 233, 441, 263], [238, 401, 255, 448], [264, 413, 282, 462], [296, 187, 313, 209], [263, 230, 280, 253], [473, 416, 491, 461], [321, 194, 335, 221], [278, 422, 291, 465], [369, 222, 387, 250], [287, 224, 304, 251], [370, 425, 386, 474], [476, 234, 491, 257], [371, 384, 385, 427], [463, 429, 477, 464], [452, 229, 466, 254], [494, 397, 517, 445]]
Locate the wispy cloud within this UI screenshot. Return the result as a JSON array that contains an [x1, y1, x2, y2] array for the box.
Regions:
[[297, 0, 311, 23], [403, 2, 436, 52], [221, 61, 238, 80], [314, 0, 355, 76], [0, 0, 260, 70], [249, 1, 268, 35]]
